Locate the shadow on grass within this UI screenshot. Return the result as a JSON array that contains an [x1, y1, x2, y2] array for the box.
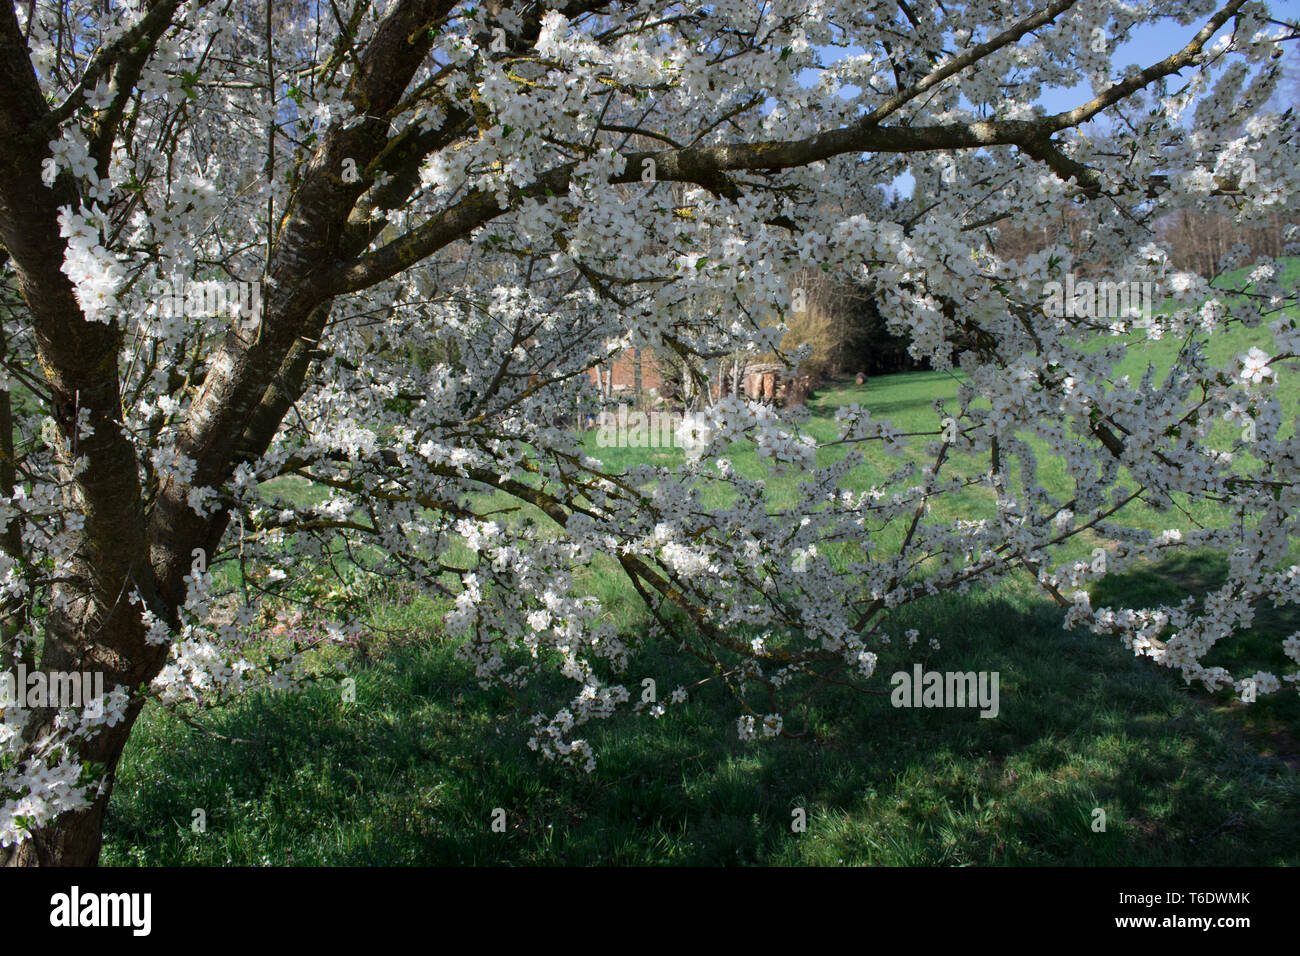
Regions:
[[1091, 547, 1300, 771], [102, 565, 1300, 866]]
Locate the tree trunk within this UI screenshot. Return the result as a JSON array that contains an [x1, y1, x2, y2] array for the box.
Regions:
[[633, 347, 643, 407]]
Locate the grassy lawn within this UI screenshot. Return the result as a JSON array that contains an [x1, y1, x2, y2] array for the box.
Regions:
[[100, 265, 1300, 865], [101, 565, 1300, 865]]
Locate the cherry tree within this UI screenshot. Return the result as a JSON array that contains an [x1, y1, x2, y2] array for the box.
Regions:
[[0, 0, 1298, 865]]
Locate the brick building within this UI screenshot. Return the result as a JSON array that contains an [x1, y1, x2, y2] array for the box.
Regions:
[[588, 349, 808, 407], [589, 347, 663, 399]]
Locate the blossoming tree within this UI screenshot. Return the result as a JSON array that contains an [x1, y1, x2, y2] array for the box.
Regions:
[[0, 0, 1297, 865]]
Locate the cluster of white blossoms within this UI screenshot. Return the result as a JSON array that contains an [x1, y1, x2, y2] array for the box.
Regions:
[[0, 752, 89, 849], [3, 0, 1300, 851], [0, 678, 133, 847], [56, 205, 123, 323], [736, 713, 785, 741]]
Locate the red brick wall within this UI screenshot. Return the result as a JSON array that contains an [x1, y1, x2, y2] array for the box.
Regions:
[[589, 348, 663, 393]]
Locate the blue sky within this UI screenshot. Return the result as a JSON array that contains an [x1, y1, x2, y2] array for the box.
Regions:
[[811, 1, 1300, 198], [1037, 0, 1300, 114]]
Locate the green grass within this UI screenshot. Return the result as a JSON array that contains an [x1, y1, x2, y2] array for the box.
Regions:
[[101, 568, 1300, 865], [100, 264, 1300, 865]]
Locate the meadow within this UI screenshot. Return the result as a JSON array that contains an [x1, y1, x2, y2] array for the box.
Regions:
[[100, 264, 1300, 866]]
